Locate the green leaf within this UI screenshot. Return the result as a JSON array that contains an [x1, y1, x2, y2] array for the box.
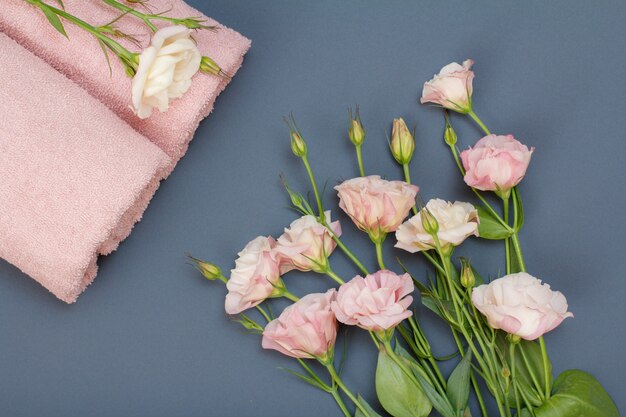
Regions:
[[476, 205, 512, 240], [412, 369, 456, 417], [533, 369, 619, 417], [496, 334, 547, 407], [40, 5, 68, 38], [354, 395, 384, 417], [54, 0, 65, 8], [375, 350, 432, 417], [446, 352, 472, 413]]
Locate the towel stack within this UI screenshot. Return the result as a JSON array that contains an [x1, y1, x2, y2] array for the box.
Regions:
[[0, 1, 251, 302]]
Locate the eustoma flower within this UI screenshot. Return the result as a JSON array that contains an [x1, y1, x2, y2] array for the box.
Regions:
[[225, 236, 282, 315], [132, 26, 202, 119], [262, 291, 338, 360], [471, 272, 573, 341], [335, 176, 418, 242], [395, 199, 479, 253], [421, 59, 474, 113], [461, 134, 534, 197], [275, 211, 341, 274], [331, 270, 414, 332]]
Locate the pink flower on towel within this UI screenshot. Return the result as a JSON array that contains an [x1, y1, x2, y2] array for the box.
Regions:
[[132, 26, 202, 119], [262, 291, 338, 360], [330, 270, 414, 332], [460, 134, 534, 197], [225, 236, 282, 314], [421, 59, 475, 113], [275, 211, 342, 274]]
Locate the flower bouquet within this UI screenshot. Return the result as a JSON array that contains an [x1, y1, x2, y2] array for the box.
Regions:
[[191, 60, 619, 417]]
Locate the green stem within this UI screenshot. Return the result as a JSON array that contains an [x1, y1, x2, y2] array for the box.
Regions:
[[402, 163, 418, 215], [375, 241, 386, 270], [503, 197, 512, 275], [510, 343, 522, 417], [256, 305, 271, 322], [35, 2, 136, 69], [302, 156, 325, 222], [325, 268, 345, 285], [102, 0, 158, 31], [356, 145, 365, 177], [538, 336, 551, 400], [282, 290, 300, 303], [518, 343, 545, 401], [323, 222, 369, 275], [325, 365, 373, 417], [468, 110, 491, 135], [510, 233, 526, 272], [329, 389, 352, 417]]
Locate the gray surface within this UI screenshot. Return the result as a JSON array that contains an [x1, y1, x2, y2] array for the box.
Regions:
[[1, 1, 625, 415]]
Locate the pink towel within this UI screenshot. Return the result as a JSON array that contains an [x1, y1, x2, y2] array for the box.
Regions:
[[0, 0, 251, 173], [0, 33, 171, 303]]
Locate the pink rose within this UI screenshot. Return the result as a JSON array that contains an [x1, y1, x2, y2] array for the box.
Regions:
[[471, 273, 573, 341], [421, 59, 474, 113], [395, 199, 479, 253], [331, 270, 414, 331], [335, 176, 418, 242], [460, 134, 534, 197], [225, 236, 281, 315], [275, 211, 341, 274], [262, 291, 338, 360]]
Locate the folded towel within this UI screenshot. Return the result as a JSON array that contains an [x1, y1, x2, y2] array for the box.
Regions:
[[0, 33, 171, 303], [0, 0, 251, 173]]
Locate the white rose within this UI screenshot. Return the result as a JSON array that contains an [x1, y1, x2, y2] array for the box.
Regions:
[[394, 198, 479, 253], [471, 273, 573, 340], [225, 236, 281, 315], [131, 25, 201, 119]]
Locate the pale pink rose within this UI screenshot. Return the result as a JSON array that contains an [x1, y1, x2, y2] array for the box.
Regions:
[[395, 199, 479, 253], [225, 236, 281, 315], [275, 211, 342, 274], [421, 59, 474, 113], [262, 291, 338, 359], [331, 270, 414, 331], [335, 176, 418, 241], [460, 134, 534, 196], [471, 273, 573, 341]]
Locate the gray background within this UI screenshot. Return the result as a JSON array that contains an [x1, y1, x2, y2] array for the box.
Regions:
[[1, 1, 624, 415]]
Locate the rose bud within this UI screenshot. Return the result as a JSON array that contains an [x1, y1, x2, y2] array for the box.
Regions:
[[471, 273, 573, 341], [330, 270, 414, 332], [390, 118, 415, 165], [460, 134, 534, 198], [395, 199, 479, 254], [335, 175, 418, 242], [420, 59, 475, 113], [132, 26, 201, 119], [275, 211, 342, 274], [348, 108, 366, 146], [225, 236, 282, 315], [262, 291, 338, 360]]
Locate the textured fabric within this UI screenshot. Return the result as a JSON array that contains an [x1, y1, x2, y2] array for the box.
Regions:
[[0, 33, 170, 303], [0, 0, 252, 173]]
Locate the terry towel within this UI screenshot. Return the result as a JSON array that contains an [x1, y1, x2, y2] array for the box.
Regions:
[[0, 33, 171, 303], [0, 0, 252, 173]]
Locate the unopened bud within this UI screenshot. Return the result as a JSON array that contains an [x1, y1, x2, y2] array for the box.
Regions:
[[444, 123, 457, 146], [348, 116, 365, 146], [189, 255, 222, 280], [200, 56, 223, 76], [460, 258, 475, 289], [390, 118, 415, 165], [290, 130, 307, 157], [421, 207, 439, 236]]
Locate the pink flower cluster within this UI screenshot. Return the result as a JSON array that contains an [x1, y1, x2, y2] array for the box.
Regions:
[[262, 270, 414, 359]]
